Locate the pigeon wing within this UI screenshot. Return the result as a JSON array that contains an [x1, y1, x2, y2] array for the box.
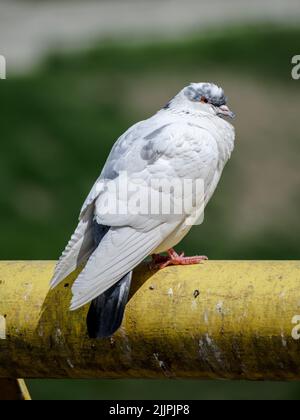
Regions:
[[50, 116, 177, 288], [50, 206, 95, 288], [70, 222, 177, 310]]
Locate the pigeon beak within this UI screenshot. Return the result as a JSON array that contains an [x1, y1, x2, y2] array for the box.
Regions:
[[217, 105, 236, 119]]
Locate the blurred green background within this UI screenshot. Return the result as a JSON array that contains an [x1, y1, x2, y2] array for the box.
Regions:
[[1, 1, 300, 400]]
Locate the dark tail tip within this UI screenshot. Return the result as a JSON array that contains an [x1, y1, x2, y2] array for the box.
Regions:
[[87, 272, 132, 339]]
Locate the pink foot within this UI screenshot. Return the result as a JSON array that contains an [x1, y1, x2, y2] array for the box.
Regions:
[[151, 249, 208, 270]]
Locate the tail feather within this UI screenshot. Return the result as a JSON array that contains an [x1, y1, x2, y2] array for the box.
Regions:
[[87, 271, 132, 338]]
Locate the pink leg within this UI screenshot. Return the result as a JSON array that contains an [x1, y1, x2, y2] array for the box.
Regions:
[[152, 249, 208, 270]]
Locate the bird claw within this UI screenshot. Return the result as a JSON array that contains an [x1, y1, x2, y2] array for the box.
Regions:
[[151, 249, 208, 270]]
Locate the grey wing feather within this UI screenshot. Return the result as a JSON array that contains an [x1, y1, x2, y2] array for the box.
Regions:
[[70, 221, 178, 310], [50, 206, 95, 288]]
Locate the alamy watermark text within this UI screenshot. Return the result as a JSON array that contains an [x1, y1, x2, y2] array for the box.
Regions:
[[292, 55, 300, 80]]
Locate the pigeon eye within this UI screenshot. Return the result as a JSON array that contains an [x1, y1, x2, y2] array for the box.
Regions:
[[201, 96, 209, 104]]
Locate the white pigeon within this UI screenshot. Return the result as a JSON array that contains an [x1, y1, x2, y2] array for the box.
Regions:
[[50, 82, 235, 338]]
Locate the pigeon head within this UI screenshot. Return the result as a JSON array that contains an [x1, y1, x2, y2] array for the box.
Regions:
[[165, 82, 235, 119]]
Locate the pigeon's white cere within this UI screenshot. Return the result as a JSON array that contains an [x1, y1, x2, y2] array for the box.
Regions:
[[50, 82, 235, 311]]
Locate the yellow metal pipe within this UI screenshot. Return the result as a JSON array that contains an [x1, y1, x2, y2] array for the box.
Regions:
[[0, 261, 300, 380], [0, 379, 31, 400]]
